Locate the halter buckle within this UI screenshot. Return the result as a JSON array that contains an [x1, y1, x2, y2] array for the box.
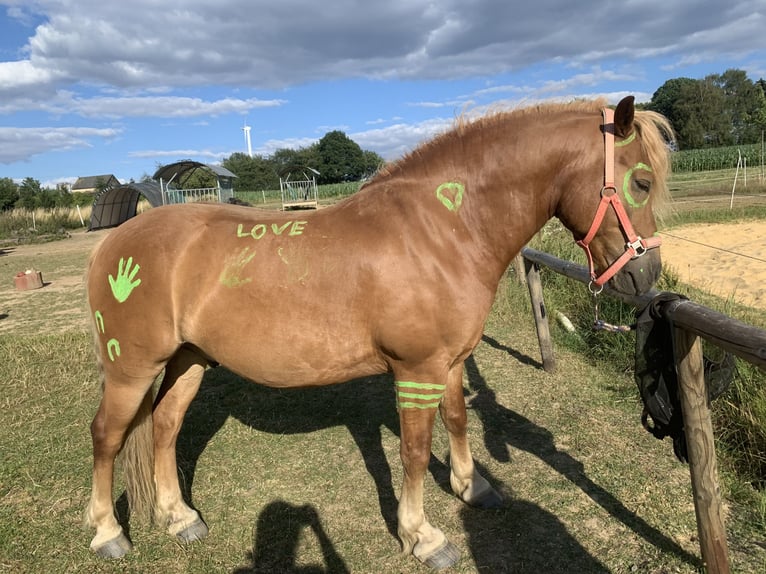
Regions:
[[627, 237, 647, 258]]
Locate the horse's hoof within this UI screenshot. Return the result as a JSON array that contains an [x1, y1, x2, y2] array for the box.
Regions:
[[422, 540, 461, 570], [92, 533, 133, 559], [470, 487, 504, 509], [175, 517, 209, 544]]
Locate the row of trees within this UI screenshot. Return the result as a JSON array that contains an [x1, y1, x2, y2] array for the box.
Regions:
[[221, 130, 384, 192], [0, 177, 94, 211], [644, 69, 766, 150]]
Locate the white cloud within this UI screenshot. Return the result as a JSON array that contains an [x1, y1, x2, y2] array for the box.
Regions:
[[352, 117, 454, 160], [3, 0, 764, 98], [0, 126, 120, 163], [127, 148, 228, 160]]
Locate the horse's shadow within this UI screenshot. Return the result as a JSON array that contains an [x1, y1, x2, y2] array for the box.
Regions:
[[177, 368, 408, 538], [172, 343, 698, 571]]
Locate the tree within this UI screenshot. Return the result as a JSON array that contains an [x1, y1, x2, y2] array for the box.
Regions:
[[649, 69, 766, 149], [223, 153, 280, 191], [15, 177, 42, 209], [0, 177, 18, 210], [711, 69, 765, 144], [316, 131, 365, 184]]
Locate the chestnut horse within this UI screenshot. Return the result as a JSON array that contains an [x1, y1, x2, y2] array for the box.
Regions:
[[85, 96, 672, 569]]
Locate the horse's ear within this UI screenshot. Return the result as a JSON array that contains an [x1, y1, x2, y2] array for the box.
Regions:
[[614, 96, 635, 138]]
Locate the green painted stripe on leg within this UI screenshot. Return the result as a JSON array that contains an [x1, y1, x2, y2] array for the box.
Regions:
[[398, 400, 442, 409], [395, 381, 446, 391], [395, 380, 445, 409], [397, 391, 443, 401]]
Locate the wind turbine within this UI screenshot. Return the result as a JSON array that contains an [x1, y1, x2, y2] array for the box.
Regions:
[[242, 121, 253, 158]]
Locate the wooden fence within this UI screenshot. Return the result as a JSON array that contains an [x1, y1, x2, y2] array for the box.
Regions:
[[518, 246, 766, 574]]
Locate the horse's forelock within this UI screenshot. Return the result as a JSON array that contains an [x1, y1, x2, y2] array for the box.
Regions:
[[634, 110, 675, 214]]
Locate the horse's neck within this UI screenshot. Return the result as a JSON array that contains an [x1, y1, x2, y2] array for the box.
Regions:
[[365, 125, 564, 283]]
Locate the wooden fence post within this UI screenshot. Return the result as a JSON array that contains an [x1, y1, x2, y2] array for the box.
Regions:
[[523, 257, 556, 373], [512, 253, 526, 285], [673, 327, 731, 574]]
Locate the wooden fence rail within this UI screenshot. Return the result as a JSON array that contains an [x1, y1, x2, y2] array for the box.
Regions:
[[518, 246, 766, 574]]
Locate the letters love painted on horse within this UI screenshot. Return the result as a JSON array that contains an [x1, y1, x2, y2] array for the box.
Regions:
[[236, 220, 308, 240]]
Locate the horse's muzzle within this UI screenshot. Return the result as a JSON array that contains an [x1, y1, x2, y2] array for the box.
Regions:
[[607, 249, 662, 296]]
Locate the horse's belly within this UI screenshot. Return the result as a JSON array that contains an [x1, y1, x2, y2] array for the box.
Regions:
[[193, 320, 389, 388]]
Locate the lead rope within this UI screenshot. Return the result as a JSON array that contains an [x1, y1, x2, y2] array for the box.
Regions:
[[591, 292, 635, 333]]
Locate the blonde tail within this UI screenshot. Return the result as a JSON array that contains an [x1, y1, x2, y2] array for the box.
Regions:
[[121, 390, 156, 522]]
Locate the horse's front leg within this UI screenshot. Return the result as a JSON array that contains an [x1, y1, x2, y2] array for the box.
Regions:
[[439, 363, 503, 508], [395, 378, 460, 570]]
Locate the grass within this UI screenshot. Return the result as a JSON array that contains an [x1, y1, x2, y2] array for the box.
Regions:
[[3, 307, 726, 573], [1, 195, 766, 571], [524, 208, 766, 545]]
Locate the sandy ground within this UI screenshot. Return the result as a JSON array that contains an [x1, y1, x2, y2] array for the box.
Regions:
[[659, 221, 766, 310]]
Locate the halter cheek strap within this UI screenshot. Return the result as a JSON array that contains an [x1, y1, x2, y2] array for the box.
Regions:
[[576, 108, 662, 291]]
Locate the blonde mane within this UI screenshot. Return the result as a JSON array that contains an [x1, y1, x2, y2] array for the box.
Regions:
[[371, 98, 675, 213]]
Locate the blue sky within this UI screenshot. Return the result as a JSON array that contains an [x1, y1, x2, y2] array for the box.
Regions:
[[1, 0, 765, 188]]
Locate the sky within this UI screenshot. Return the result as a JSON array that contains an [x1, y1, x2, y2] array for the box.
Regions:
[[1, 0, 765, 189]]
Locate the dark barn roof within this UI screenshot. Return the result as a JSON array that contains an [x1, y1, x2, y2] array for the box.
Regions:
[[153, 161, 236, 186], [72, 174, 120, 191]]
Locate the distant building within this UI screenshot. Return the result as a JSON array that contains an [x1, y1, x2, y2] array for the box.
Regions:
[[72, 174, 120, 194]]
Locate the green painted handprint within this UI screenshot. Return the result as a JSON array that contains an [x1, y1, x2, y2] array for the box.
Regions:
[[108, 257, 142, 303]]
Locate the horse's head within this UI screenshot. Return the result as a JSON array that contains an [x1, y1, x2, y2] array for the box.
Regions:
[[559, 96, 672, 296]]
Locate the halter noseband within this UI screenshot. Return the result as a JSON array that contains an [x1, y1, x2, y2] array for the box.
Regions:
[[576, 107, 662, 292]]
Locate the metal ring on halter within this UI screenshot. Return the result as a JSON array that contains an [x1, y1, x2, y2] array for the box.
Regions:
[[600, 186, 616, 197], [587, 280, 604, 295]]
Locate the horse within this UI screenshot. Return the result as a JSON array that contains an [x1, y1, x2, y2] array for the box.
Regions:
[[85, 96, 672, 569]]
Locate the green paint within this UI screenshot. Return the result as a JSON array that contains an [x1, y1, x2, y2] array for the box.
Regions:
[[237, 220, 308, 240], [395, 381, 446, 409], [107, 338, 121, 362], [622, 162, 653, 208], [108, 257, 141, 303], [435, 182, 464, 212], [289, 221, 307, 236], [94, 310, 105, 333], [615, 131, 637, 147], [272, 221, 292, 235], [220, 246, 257, 287]]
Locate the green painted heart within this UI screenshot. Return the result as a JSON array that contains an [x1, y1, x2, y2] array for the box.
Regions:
[[435, 182, 465, 212]]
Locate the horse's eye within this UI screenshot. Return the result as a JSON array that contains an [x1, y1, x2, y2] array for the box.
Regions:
[[633, 179, 651, 194]]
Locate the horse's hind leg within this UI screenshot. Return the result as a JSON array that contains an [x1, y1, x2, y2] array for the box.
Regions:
[[152, 347, 209, 543], [439, 363, 503, 508], [87, 375, 156, 558]]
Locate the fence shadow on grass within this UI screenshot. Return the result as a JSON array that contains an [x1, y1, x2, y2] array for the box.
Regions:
[[463, 353, 701, 569]]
